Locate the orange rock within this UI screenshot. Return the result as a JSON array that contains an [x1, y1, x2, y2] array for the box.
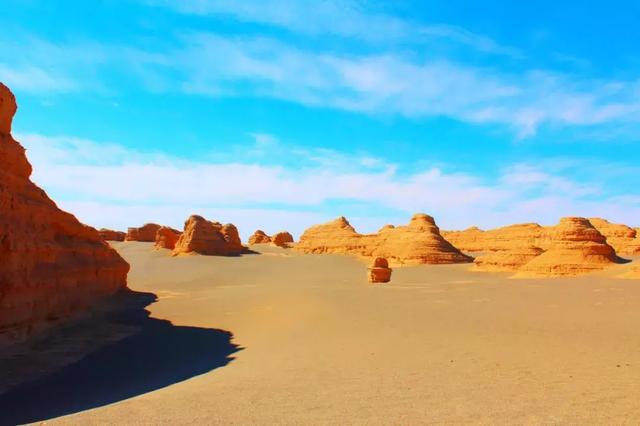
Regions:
[[0, 83, 129, 344], [296, 214, 472, 266], [172, 215, 245, 256], [154, 226, 181, 250], [248, 230, 271, 245], [98, 228, 126, 242], [272, 231, 294, 248], [474, 246, 544, 272], [125, 223, 161, 242], [443, 223, 551, 252], [589, 218, 640, 256], [515, 217, 620, 277], [368, 257, 392, 283]]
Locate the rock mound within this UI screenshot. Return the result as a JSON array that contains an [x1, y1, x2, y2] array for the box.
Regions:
[[443, 223, 550, 252], [515, 217, 620, 277], [272, 231, 294, 248], [172, 215, 245, 256], [154, 226, 181, 250], [474, 246, 544, 272], [0, 83, 129, 344], [296, 213, 471, 266], [98, 228, 126, 242], [368, 257, 392, 283], [248, 230, 271, 245], [589, 218, 640, 256], [126, 223, 161, 242]]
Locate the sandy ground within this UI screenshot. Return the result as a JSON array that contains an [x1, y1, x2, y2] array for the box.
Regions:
[[6, 242, 640, 425]]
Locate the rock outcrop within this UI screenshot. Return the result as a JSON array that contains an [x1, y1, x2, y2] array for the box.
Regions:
[[0, 83, 129, 344], [125, 223, 161, 242], [248, 230, 271, 245], [443, 223, 551, 252], [172, 215, 245, 256], [368, 257, 392, 283], [296, 214, 472, 266], [515, 217, 620, 277], [154, 226, 181, 250], [98, 228, 126, 242], [272, 231, 294, 248], [589, 218, 640, 256], [474, 247, 544, 272]]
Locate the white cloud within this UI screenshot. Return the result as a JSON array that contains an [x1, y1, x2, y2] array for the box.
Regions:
[[16, 133, 640, 239]]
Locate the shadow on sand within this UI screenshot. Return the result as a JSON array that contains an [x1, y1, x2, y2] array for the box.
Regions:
[[0, 290, 241, 425]]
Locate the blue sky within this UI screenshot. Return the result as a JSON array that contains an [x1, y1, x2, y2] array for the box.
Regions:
[[1, 0, 639, 237]]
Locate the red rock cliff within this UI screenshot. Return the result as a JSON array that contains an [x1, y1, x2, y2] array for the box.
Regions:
[[0, 83, 129, 344]]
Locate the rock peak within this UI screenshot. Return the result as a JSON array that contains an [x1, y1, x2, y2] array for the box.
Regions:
[[0, 82, 17, 135]]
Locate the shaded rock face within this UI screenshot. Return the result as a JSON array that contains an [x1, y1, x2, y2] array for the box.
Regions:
[[442, 223, 551, 253], [98, 229, 126, 242], [272, 231, 294, 248], [589, 218, 640, 256], [296, 214, 472, 266], [0, 83, 129, 344], [154, 227, 181, 250], [368, 257, 392, 283], [248, 230, 271, 245], [125, 223, 161, 242], [515, 217, 620, 277], [172, 215, 245, 256]]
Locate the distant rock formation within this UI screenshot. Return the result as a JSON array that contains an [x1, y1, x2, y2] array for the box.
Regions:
[[368, 257, 392, 283], [248, 230, 271, 245], [172, 215, 245, 256], [589, 218, 640, 256], [474, 247, 544, 272], [126, 223, 161, 242], [515, 217, 620, 277], [443, 223, 551, 252], [0, 83, 129, 344], [272, 231, 294, 248], [98, 228, 126, 242], [296, 214, 472, 266], [154, 226, 181, 250]]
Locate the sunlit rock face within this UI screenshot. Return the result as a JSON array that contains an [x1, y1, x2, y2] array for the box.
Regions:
[[0, 83, 129, 344], [98, 229, 126, 242], [126, 223, 162, 242], [154, 226, 181, 250], [296, 214, 472, 266], [589, 218, 640, 256], [514, 217, 620, 278], [172, 215, 245, 256]]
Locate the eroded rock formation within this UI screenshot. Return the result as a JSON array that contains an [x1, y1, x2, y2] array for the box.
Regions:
[[514, 217, 620, 277], [248, 230, 271, 245], [125, 223, 161, 242], [272, 231, 294, 248], [589, 218, 640, 256], [173, 215, 245, 256], [474, 247, 544, 272], [154, 226, 181, 250], [442, 223, 551, 252], [0, 83, 129, 344], [98, 228, 126, 242], [368, 257, 392, 283], [296, 214, 472, 266]]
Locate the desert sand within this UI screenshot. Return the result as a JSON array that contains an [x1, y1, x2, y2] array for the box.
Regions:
[[2, 242, 640, 424]]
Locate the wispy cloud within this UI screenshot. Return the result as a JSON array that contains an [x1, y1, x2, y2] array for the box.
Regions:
[[148, 0, 521, 57], [17, 132, 640, 236]]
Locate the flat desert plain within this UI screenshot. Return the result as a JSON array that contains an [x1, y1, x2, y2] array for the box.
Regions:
[[5, 242, 640, 425]]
